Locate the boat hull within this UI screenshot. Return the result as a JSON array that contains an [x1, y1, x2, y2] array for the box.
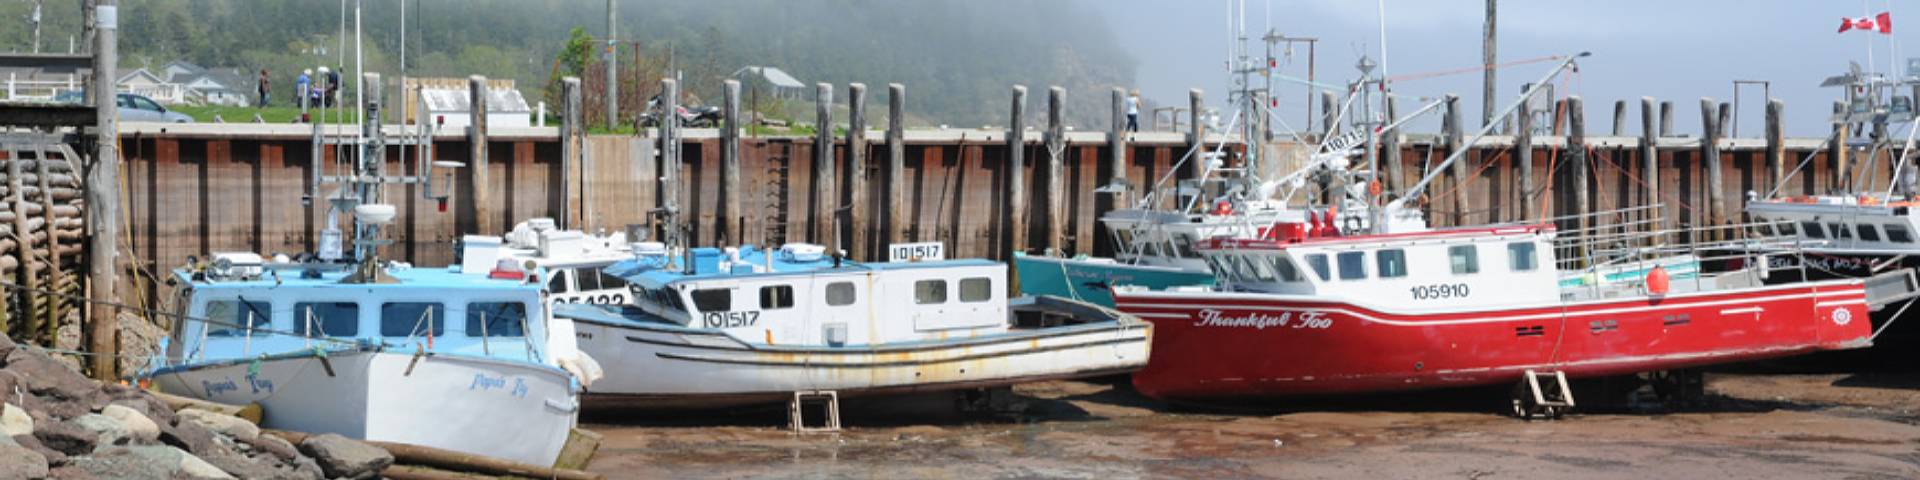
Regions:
[[1114, 281, 1873, 402], [573, 313, 1152, 408], [152, 350, 578, 466], [1014, 254, 1214, 308]]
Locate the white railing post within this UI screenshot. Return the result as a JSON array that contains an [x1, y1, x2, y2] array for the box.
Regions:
[[8, 73, 15, 99]]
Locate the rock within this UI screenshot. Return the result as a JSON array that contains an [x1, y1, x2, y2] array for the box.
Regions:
[[0, 334, 16, 364], [296, 433, 392, 480], [202, 447, 315, 480], [71, 446, 234, 480], [239, 432, 300, 462], [105, 392, 176, 427], [44, 466, 96, 480], [0, 403, 30, 436], [159, 417, 221, 456], [71, 413, 129, 448], [180, 408, 260, 442], [0, 371, 19, 402], [3, 349, 99, 405], [98, 404, 159, 444], [13, 434, 66, 466], [32, 418, 96, 455], [116, 313, 167, 380], [0, 438, 50, 480]]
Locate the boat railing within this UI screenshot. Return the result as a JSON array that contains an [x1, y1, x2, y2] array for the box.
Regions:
[[1555, 219, 1819, 298]]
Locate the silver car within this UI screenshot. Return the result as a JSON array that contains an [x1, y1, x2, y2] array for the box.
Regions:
[[54, 91, 194, 123]]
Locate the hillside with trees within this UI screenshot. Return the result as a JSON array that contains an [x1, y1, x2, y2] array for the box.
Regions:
[[0, 0, 1137, 128]]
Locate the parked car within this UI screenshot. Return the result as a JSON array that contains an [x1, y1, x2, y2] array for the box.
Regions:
[[52, 91, 194, 123]]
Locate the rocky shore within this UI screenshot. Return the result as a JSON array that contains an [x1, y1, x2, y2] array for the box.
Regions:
[[0, 334, 392, 479]]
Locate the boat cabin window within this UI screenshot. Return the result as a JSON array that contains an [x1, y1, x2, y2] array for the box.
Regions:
[[1800, 221, 1825, 239], [1507, 242, 1538, 271], [1448, 245, 1480, 275], [205, 300, 272, 336], [574, 268, 601, 291], [1272, 256, 1304, 282], [465, 302, 526, 337], [1244, 256, 1278, 282], [1203, 256, 1227, 279], [1375, 249, 1408, 278], [759, 285, 795, 310], [1304, 254, 1331, 281], [1859, 224, 1883, 242], [294, 302, 359, 337], [915, 279, 948, 304], [1830, 223, 1852, 240], [1888, 224, 1915, 243], [379, 302, 445, 337], [596, 270, 630, 290], [1336, 251, 1366, 280], [1172, 234, 1200, 258], [825, 282, 857, 306], [690, 288, 732, 312], [547, 272, 570, 293], [960, 277, 993, 302], [1774, 222, 1796, 237], [1113, 229, 1135, 248]]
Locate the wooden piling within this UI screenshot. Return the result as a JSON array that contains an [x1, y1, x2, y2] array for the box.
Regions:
[[468, 75, 492, 234], [11, 152, 36, 342], [560, 77, 581, 229], [1658, 101, 1673, 137], [87, 0, 121, 380], [1443, 94, 1467, 226], [1516, 99, 1533, 221], [1383, 97, 1404, 194], [1610, 100, 1626, 136], [1568, 96, 1588, 235], [1765, 98, 1784, 189], [887, 84, 906, 245], [1833, 100, 1850, 192], [1008, 85, 1028, 256], [1320, 91, 1337, 135], [813, 83, 835, 250], [1701, 98, 1724, 236], [1110, 88, 1128, 207], [722, 79, 742, 244], [1045, 86, 1066, 255], [847, 83, 869, 260], [1640, 97, 1658, 227], [1188, 89, 1205, 181]]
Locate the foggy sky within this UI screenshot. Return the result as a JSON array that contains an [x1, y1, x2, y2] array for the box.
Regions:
[[1104, 0, 1910, 137]]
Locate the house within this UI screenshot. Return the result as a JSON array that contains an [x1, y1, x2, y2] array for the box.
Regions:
[[173, 67, 252, 106], [161, 61, 206, 83], [731, 66, 805, 100], [117, 68, 184, 104]]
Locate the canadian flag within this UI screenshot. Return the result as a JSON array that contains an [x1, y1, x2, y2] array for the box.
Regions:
[[1839, 12, 1893, 34]]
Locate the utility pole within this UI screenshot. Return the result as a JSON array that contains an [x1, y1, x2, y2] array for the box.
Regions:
[[30, 0, 42, 54], [605, 0, 618, 129], [1482, 0, 1497, 131], [86, 0, 121, 380]]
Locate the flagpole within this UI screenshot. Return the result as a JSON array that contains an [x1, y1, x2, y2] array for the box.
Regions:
[[1888, 0, 1899, 77], [1867, 0, 1877, 77]]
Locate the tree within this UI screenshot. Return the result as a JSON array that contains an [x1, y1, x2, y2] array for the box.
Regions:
[[546, 26, 593, 107]]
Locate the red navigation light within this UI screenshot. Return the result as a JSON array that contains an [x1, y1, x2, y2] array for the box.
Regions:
[[488, 258, 526, 280]]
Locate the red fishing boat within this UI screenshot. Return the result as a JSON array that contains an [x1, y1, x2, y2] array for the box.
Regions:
[[1112, 224, 1914, 407]]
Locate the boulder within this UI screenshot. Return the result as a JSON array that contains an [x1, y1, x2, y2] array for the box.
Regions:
[[0, 438, 49, 480], [13, 433, 66, 466], [98, 405, 159, 444], [202, 447, 317, 480], [0, 333, 16, 363], [239, 432, 300, 463], [296, 433, 392, 480], [180, 408, 259, 441], [3, 349, 99, 405], [21, 392, 90, 420], [105, 394, 176, 427], [70, 413, 130, 448], [0, 403, 30, 436], [159, 417, 221, 456], [71, 446, 234, 480], [44, 465, 96, 480], [32, 418, 96, 455], [0, 371, 19, 400]]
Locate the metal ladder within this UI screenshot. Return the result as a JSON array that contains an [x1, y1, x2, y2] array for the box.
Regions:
[[1512, 369, 1575, 420], [788, 390, 840, 433], [764, 141, 793, 246]]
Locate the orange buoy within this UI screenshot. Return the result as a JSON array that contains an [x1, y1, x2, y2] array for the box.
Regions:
[[1368, 180, 1383, 196], [1213, 200, 1234, 216], [1646, 265, 1671, 296]]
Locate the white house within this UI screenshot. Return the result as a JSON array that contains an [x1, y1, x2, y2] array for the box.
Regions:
[[418, 84, 533, 130], [117, 68, 184, 104]]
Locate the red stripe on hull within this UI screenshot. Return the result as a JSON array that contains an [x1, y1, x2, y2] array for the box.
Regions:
[[1114, 282, 1873, 402]]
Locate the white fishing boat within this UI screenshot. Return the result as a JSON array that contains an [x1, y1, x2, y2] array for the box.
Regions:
[[555, 243, 1152, 413], [145, 68, 597, 465], [457, 217, 638, 306]]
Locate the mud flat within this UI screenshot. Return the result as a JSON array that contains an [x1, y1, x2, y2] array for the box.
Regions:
[[582, 375, 1920, 479]]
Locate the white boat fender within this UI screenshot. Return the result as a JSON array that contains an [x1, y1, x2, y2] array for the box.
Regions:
[[557, 352, 604, 387]]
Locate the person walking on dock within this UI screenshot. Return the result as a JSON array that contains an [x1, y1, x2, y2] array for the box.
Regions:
[[257, 69, 271, 107], [1126, 89, 1141, 132]]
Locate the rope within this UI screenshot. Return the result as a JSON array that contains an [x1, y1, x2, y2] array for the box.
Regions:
[[1385, 55, 1564, 83]]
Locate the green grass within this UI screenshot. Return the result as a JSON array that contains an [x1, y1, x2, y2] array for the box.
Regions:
[[172, 105, 361, 124]]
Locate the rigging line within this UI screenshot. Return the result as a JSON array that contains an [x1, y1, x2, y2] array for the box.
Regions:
[[1384, 56, 1564, 84]]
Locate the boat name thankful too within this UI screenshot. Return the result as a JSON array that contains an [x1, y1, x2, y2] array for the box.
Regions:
[[1194, 309, 1333, 330]]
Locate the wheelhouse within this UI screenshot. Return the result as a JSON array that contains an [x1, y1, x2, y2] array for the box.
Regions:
[[1196, 226, 1562, 309]]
